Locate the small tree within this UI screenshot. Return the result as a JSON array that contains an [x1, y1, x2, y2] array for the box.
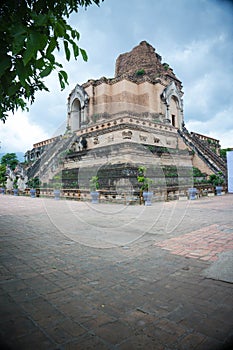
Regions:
[[0, 164, 7, 187], [13, 178, 18, 189], [220, 148, 231, 160], [136, 69, 145, 76], [27, 176, 41, 188], [1, 153, 19, 170], [90, 176, 99, 191], [137, 166, 153, 191], [209, 172, 224, 186], [51, 173, 62, 189]]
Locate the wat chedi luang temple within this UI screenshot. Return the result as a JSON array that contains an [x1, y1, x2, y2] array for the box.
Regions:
[[25, 41, 227, 199]]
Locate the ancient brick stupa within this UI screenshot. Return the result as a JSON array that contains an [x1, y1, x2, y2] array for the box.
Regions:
[[66, 40, 184, 131], [25, 41, 226, 193]]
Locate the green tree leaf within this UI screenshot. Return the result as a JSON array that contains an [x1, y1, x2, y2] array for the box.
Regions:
[[35, 58, 46, 70], [40, 65, 53, 78], [0, 55, 11, 77], [54, 21, 66, 37], [46, 37, 57, 56], [59, 70, 69, 85], [72, 43, 79, 59], [8, 83, 21, 97], [1, 153, 19, 170], [58, 71, 66, 90], [15, 59, 27, 85], [64, 40, 71, 61], [0, 0, 104, 122], [80, 48, 88, 62]]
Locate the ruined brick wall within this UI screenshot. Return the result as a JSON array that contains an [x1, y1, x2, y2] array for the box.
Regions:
[[83, 41, 183, 126], [115, 41, 163, 77], [115, 41, 179, 85]]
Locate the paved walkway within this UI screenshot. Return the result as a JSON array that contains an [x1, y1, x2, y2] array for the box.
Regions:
[[155, 224, 233, 261], [0, 194, 233, 349]]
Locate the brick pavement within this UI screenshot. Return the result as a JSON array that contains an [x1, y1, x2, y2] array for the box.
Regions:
[[0, 194, 233, 350], [154, 224, 233, 261]]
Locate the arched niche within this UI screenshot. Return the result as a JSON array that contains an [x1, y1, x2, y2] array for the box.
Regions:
[[161, 81, 183, 129], [170, 96, 180, 127], [67, 84, 89, 132], [71, 99, 81, 131]]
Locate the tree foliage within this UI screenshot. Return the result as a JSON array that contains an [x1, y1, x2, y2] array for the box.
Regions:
[[0, 165, 7, 186], [209, 172, 225, 186], [0, 152, 19, 186], [90, 175, 99, 191], [27, 176, 40, 189], [0, 0, 103, 122], [220, 148, 232, 160], [1, 153, 19, 170], [137, 166, 153, 191]]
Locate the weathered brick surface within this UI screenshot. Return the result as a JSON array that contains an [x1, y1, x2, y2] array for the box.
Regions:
[[115, 41, 180, 85]]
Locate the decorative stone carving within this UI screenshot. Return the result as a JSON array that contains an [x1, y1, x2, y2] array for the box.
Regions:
[[5, 165, 16, 191], [108, 134, 114, 142], [139, 134, 147, 142], [68, 84, 89, 111], [162, 81, 182, 106], [93, 136, 99, 145], [15, 164, 28, 191], [154, 137, 160, 144], [122, 130, 133, 139]]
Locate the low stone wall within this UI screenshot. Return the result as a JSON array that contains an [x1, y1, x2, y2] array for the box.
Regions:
[[3, 184, 226, 203]]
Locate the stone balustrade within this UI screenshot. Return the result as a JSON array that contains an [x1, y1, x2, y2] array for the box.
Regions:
[[2, 184, 226, 203]]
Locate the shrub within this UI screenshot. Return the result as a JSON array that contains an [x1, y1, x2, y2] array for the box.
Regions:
[[90, 176, 99, 191], [136, 69, 145, 76]]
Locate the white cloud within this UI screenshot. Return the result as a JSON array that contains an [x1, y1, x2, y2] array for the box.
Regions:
[[0, 112, 50, 153]]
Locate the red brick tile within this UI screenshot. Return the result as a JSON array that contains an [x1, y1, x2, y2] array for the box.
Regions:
[[154, 224, 233, 262]]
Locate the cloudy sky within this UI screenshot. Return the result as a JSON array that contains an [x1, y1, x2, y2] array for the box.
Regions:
[[1, 0, 233, 155]]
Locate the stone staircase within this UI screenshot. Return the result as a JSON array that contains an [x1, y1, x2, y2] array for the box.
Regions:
[[27, 133, 78, 183], [27, 158, 41, 179], [178, 128, 227, 178]]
